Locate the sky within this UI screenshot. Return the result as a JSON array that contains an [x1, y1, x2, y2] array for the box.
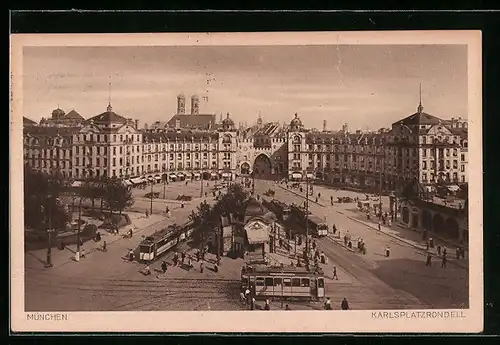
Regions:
[[23, 45, 468, 130]]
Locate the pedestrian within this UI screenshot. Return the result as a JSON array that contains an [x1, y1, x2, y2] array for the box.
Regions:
[[102, 240, 107, 252], [129, 249, 134, 261], [332, 224, 337, 234], [245, 288, 250, 303], [161, 260, 167, 273], [251, 297, 256, 310], [240, 292, 246, 304], [437, 245, 441, 256], [200, 261, 204, 273], [324, 297, 332, 310], [456, 247, 461, 260], [443, 246, 447, 257], [188, 256, 192, 268], [181, 252, 185, 264], [426, 253, 432, 266], [129, 228, 133, 238], [429, 237, 434, 248], [333, 266, 338, 280], [341, 297, 350, 310], [144, 265, 151, 275], [81, 248, 86, 258], [196, 250, 200, 262], [385, 246, 390, 258], [173, 252, 178, 266], [145, 209, 149, 218], [214, 262, 219, 273], [264, 299, 270, 310], [441, 254, 447, 268], [285, 304, 291, 310], [378, 221, 381, 231]]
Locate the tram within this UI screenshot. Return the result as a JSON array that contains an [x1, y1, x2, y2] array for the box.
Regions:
[[241, 264, 325, 301], [139, 220, 194, 262], [289, 205, 328, 237], [262, 199, 291, 222]]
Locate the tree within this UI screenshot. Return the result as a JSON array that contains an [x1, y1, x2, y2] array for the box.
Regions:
[[212, 183, 249, 217], [81, 176, 103, 212], [103, 179, 134, 215], [23, 166, 70, 231], [189, 200, 215, 248]]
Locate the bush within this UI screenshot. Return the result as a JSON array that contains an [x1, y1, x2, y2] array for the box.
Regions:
[[176, 194, 192, 201], [145, 192, 160, 199], [99, 214, 131, 229]]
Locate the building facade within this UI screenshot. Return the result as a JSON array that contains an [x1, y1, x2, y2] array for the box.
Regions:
[[23, 98, 468, 191]]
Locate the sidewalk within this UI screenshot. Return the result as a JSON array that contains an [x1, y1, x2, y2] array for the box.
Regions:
[[344, 212, 468, 270]]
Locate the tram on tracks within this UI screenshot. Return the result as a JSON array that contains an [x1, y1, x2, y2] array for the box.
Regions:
[[262, 199, 291, 222], [139, 220, 194, 262], [241, 264, 325, 301], [289, 205, 329, 237]]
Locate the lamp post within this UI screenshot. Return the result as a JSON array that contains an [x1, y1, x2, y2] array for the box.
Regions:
[[150, 178, 154, 215], [305, 171, 310, 255], [200, 139, 204, 198], [41, 202, 54, 267]]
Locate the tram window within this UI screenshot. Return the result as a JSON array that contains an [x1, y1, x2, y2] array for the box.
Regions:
[[264, 278, 273, 287], [256, 278, 265, 286], [292, 278, 301, 287], [274, 278, 282, 286], [317, 278, 324, 288], [140, 245, 151, 253], [301, 278, 310, 287], [283, 278, 291, 287]]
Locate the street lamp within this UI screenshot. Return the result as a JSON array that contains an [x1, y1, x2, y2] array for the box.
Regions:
[[200, 139, 204, 198], [150, 177, 154, 215], [41, 203, 54, 267]]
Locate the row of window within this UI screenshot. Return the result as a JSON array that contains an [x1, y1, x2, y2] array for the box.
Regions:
[[422, 172, 466, 183], [421, 160, 464, 171]]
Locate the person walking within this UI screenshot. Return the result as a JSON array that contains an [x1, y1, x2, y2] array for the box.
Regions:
[[181, 252, 185, 265], [437, 245, 442, 256], [81, 248, 86, 259], [341, 298, 350, 310], [385, 246, 390, 258], [200, 261, 204, 273], [426, 253, 432, 267], [102, 241, 107, 252], [442, 246, 447, 257], [377, 221, 381, 231], [161, 260, 167, 274], [333, 266, 338, 280], [250, 297, 256, 310], [264, 299, 271, 310], [145, 209, 149, 218], [324, 297, 333, 310], [285, 304, 291, 310], [441, 254, 447, 268]]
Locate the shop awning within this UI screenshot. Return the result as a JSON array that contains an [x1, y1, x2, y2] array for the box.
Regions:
[[446, 185, 460, 192], [306, 173, 314, 179], [177, 172, 185, 177], [71, 181, 83, 187], [185, 172, 193, 177], [169, 173, 177, 178], [147, 177, 154, 182], [123, 180, 132, 186], [130, 178, 143, 184], [154, 175, 161, 181], [193, 172, 201, 177], [210, 172, 218, 176], [291, 173, 302, 179], [246, 227, 269, 245], [222, 172, 231, 178]]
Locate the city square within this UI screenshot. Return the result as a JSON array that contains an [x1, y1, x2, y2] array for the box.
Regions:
[[20, 44, 469, 313]]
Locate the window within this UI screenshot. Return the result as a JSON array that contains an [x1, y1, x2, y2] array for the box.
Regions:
[[274, 278, 282, 286], [453, 160, 458, 169], [264, 278, 273, 286], [461, 154, 465, 161], [422, 149, 427, 157], [300, 278, 310, 287], [283, 278, 291, 287], [256, 278, 264, 286], [422, 173, 427, 182], [461, 165, 465, 172], [422, 161, 427, 170], [292, 278, 301, 287]]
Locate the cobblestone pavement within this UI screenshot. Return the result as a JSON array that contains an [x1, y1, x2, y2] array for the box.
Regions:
[[256, 180, 469, 310]]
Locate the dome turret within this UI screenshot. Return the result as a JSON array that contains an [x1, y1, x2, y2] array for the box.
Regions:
[[290, 112, 303, 130]]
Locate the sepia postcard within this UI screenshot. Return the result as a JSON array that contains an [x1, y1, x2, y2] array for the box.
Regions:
[[10, 31, 483, 333]]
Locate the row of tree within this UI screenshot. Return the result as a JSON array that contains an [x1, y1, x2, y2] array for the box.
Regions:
[[24, 165, 134, 231], [189, 183, 249, 248]]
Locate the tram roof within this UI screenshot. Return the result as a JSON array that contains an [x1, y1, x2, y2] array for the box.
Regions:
[[140, 220, 192, 245], [243, 264, 320, 276]]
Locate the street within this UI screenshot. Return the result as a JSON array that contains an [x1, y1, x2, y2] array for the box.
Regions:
[[254, 179, 469, 309], [24, 179, 468, 311]]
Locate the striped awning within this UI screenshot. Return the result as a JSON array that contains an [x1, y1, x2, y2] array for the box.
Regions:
[[147, 177, 154, 182], [210, 172, 218, 176], [193, 172, 201, 177], [154, 174, 161, 181], [169, 173, 177, 178], [291, 173, 302, 179], [123, 180, 132, 186], [130, 178, 143, 184], [306, 173, 314, 179], [222, 172, 231, 178]]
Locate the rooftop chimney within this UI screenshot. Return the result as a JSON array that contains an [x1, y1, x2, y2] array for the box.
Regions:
[[135, 119, 139, 129], [323, 120, 327, 132]]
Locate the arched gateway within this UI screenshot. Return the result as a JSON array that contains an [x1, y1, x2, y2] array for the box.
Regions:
[[253, 154, 273, 180]]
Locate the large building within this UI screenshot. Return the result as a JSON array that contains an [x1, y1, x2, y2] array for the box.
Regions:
[[23, 95, 468, 192], [24, 100, 238, 182]]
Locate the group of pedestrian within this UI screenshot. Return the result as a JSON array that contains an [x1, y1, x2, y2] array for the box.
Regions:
[[324, 297, 349, 310]]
